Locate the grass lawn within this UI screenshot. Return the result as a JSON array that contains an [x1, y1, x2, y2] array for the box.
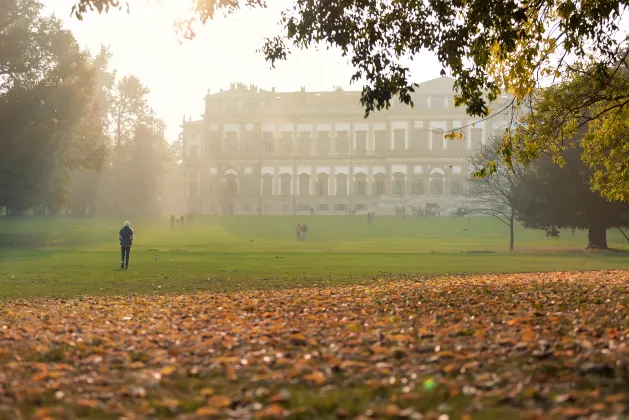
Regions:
[[2, 217, 629, 419], [0, 216, 627, 298]]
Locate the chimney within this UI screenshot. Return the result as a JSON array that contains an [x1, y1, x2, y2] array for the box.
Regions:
[[300, 86, 305, 92], [272, 87, 276, 93], [230, 83, 235, 90]]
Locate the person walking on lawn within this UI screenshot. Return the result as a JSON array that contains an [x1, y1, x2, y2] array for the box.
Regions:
[[119, 221, 134, 269]]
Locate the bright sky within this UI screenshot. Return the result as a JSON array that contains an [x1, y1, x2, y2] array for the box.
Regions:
[[45, 1, 442, 140]]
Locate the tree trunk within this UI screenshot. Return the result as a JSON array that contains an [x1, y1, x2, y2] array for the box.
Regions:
[[509, 221, 514, 251], [587, 226, 608, 249]]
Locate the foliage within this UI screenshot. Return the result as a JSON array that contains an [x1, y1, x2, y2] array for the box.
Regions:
[[511, 57, 629, 201], [0, 0, 105, 213], [2, 271, 629, 418], [70, 0, 627, 117], [457, 137, 526, 250], [513, 146, 629, 249]]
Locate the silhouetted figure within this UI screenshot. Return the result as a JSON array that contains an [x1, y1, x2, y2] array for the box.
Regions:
[[170, 214, 175, 230], [301, 222, 308, 240], [296, 223, 302, 240], [119, 221, 134, 269], [180, 214, 185, 229]]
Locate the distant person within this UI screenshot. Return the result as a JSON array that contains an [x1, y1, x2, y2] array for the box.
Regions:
[[180, 214, 185, 229], [296, 223, 302, 241], [170, 214, 176, 230], [176, 217, 180, 228], [119, 221, 134, 269], [301, 222, 308, 240]]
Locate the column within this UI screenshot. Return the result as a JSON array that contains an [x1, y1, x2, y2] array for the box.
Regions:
[[330, 166, 336, 196], [367, 166, 374, 195], [273, 166, 280, 196]]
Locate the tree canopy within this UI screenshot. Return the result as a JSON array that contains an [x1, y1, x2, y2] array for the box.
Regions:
[[0, 0, 105, 213]]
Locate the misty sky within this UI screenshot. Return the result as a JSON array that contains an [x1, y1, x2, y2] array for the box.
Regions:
[[45, 1, 443, 140]]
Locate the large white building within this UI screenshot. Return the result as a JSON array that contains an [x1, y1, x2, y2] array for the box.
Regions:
[[181, 76, 510, 215]]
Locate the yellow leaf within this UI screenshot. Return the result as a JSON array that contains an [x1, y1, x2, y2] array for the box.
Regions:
[[303, 370, 326, 385], [200, 387, 214, 397], [196, 406, 220, 416], [255, 404, 284, 418], [160, 366, 176, 376], [208, 395, 232, 408]]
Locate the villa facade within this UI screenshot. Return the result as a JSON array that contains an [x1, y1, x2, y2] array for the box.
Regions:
[[181, 76, 511, 215]]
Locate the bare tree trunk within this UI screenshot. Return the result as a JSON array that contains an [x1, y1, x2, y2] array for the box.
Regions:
[[509, 209, 515, 251], [587, 225, 608, 249]]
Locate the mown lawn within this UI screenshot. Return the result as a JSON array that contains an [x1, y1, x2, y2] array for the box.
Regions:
[[0, 216, 628, 298]]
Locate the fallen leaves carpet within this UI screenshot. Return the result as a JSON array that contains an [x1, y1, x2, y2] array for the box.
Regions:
[[2, 271, 629, 419]]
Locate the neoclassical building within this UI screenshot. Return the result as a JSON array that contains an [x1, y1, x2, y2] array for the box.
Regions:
[[182, 76, 511, 215]]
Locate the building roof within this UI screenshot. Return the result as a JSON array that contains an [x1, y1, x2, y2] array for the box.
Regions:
[[207, 76, 458, 99]]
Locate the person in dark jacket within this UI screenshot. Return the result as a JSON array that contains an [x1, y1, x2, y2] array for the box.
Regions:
[[170, 214, 175, 230], [119, 221, 134, 269]]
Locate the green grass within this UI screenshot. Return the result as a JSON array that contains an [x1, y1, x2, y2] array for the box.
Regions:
[[0, 215, 627, 298]]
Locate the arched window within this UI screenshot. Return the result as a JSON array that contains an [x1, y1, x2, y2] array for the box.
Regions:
[[298, 174, 310, 196], [354, 173, 367, 196], [336, 174, 348, 196], [280, 173, 292, 196], [317, 173, 329, 196]]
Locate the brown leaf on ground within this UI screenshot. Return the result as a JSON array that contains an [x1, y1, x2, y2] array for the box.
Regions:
[[1, 270, 628, 419]]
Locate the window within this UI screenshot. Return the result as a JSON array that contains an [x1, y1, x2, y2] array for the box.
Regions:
[[317, 203, 329, 212], [225, 131, 238, 152], [224, 176, 238, 198], [262, 132, 274, 153], [298, 132, 311, 154], [355, 131, 367, 154], [334, 204, 348, 212], [356, 204, 367, 211], [412, 181, 424, 195], [335, 131, 349, 154], [451, 180, 463, 196], [317, 174, 329, 196], [243, 204, 251, 212], [374, 131, 386, 151], [299, 175, 310, 196], [297, 204, 310, 212], [280, 132, 293, 153], [280, 174, 292, 196], [354, 173, 367, 196], [282, 203, 290, 213], [393, 176, 405, 196], [393, 129, 405, 150], [336, 174, 348, 196], [432, 130, 444, 151], [317, 131, 330, 154]]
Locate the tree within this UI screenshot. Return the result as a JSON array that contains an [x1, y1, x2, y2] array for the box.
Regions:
[[456, 137, 525, 251], [514, 146, 629, 249], [117, 121, 169, 218], [0, 1, 105, 214], [511, 59, 629, 202]]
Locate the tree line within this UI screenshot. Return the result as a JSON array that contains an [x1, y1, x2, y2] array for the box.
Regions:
[[0, 0, 181, 217]]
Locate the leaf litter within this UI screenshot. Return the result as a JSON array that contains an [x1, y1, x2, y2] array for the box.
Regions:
[[1, 270, 629, 419]]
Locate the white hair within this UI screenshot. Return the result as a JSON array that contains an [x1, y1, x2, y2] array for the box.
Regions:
[[124, 221, 130, 227]]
